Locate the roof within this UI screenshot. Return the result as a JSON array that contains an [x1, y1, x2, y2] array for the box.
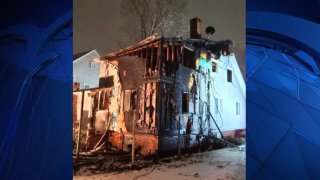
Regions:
[[100, 34, 233, 60], [101, 34, 162, 60], [73, 50, 92, 61]]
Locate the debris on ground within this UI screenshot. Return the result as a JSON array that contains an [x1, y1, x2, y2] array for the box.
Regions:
[[74, 145, 245, 180]]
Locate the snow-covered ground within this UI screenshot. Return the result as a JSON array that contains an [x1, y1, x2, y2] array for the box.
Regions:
[[74, 146, 245, 180]]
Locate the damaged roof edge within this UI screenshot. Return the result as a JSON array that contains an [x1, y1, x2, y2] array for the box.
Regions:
[[101, 34, 233, 60], [101, 34, 163, 60]]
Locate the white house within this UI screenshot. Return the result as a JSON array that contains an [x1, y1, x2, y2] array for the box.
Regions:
[[194, 53, 246, 137], [73, 50, 100, 89]]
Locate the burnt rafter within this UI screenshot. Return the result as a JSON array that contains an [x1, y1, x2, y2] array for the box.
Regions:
[[101, 36, 233, 61]]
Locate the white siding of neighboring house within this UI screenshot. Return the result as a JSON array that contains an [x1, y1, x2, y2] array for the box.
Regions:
[[73, 50, 100, 89], [178, 53, 246, 135], [210, 54, 246, 132]]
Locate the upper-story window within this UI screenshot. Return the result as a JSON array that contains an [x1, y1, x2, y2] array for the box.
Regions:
[[99, 76, 114, 88], [236, 102, 240, 115], [183, 48, 196, 70], [90, 61, 98, 69], [227, 69, 232, 83], [214, 98, 223, 115], [212, 62, 217, 72], [182, 92, 190, 113]]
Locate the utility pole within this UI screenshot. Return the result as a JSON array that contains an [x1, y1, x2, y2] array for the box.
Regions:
[[76, 90, 85, 161]]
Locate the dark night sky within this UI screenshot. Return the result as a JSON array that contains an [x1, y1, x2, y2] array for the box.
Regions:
[[74, 0, 245, 73]]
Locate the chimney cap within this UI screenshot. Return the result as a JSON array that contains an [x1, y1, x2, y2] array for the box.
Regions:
[[190, 17, 201, 21]]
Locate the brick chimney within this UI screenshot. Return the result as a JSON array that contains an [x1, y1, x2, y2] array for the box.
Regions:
[[190, 17, 201, 39]]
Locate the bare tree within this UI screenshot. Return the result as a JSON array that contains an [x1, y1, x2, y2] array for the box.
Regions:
[[119, 0, 188, 44]]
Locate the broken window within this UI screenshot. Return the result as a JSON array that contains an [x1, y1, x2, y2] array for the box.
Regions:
[[227, 69, 232, 83], [99, 91, 105, 110], [98, 90, 109, 110], [99, 76, 114, 88], [236, 102, 240, 115], [124, 90, 137, 111], [212, 62, 217, 72], [182, 92, 189, 113], [152, 47, 158, 70], [130, 90, 137, 110], [183, 48, 196, 70]]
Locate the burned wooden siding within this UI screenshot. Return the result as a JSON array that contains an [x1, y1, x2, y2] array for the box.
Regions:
[[72, 66, 121, 151], [99, 48, 163, 155], [101, 38, 217, 155]]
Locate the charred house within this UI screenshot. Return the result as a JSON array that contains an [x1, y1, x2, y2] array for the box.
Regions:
[[73, 18, 246, 156]]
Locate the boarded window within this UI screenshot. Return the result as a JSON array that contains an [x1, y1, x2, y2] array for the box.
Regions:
[[183, 48, 196, 70], [227, 69, 232, 83], [212, 62, 217, 72], [236, 102, 240, 115], [182, 92, 189, 113], [99, 76, 113, 88]]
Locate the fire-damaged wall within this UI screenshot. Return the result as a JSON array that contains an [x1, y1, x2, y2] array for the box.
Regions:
[[105, 56, 159, 155], [157, 45, 246, 154]]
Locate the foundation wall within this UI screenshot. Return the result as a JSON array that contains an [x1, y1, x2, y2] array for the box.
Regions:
[[108, 131, 158, 156]]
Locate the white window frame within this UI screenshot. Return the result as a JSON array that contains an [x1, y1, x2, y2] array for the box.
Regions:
[[214, 98, 219, 114], [83, 83, 91, 89], [227, 69, 232, 83], [219, 99, 223, 115], [90, 61, 98, 69], [215, 98, 223, 115], [236, 102, 240, 115]]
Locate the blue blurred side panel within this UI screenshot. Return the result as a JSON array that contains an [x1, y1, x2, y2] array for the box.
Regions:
[[247, 0, 320, 179], [0, 1, 72, 179]]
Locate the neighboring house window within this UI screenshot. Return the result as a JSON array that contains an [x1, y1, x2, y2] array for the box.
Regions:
[[212, 62, 217, 72], [236, 102, 240, 115], [83, 83, 90, 89], [215, 98, 219, 114], [219, 99, 223, 114], [215, 98, 223, 115], [227, 69, 232, 83], [182, 92, 189, 113], [90, 61, 98, 69]]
